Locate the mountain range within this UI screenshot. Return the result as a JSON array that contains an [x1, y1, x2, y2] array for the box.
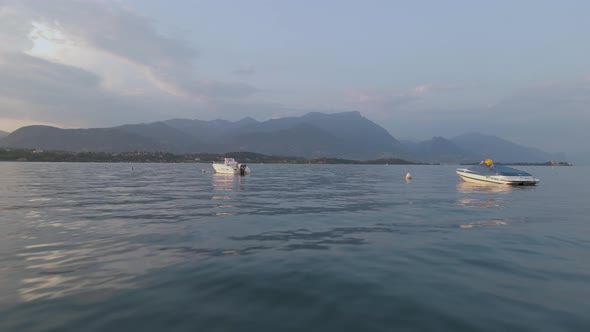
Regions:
[[0, 130, 9, 139], [0, 111, 566, 163]]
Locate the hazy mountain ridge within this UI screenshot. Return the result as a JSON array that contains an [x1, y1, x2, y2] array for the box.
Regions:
[[401, 137, 477, 163], [570, 151, 590, 166], [114, 122, 204, 153], [450, 133, 566, 163], [162, 111, 401, 159], [1, 125, 166, 152], [0, 130, 9, 139], [228, 123, 343, 159], [0, 112, 566, 162]]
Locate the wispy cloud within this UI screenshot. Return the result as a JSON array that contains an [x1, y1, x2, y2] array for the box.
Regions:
[[410, 84, 433, 96], [231, 65, 256, 78], [492, 78, 590, 116], [1, 0, 257, 101], [0, 6, 34, 51], [0, 0, 264, 129], [350, 83, 439, 111]]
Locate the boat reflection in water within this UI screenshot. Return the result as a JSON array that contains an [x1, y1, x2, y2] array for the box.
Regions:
[[456, 181, 513, 194], [456, 181, 512, 209], [211, 174, 244, 216], [212, 173, 243, 193]]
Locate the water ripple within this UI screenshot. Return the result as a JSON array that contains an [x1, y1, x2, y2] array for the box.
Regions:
[[1, 163, 590, 331]]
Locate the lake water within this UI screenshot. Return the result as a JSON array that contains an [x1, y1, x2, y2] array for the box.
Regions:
[[1, 162, 589, 331]]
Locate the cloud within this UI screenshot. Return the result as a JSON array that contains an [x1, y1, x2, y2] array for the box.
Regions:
[[0, 0, 264, 130], [0, 6, 34, 51], [231, 65, 257, 78], [152, 70, 258, 99], [0, 52, 100, 91], [0, 51, 275, 130], [491, 79, 590, 117], [0, 51, 227, 128], [350, 83, 437, 111], [1, 0, 257, 102], [0, 52, 147, 125], [410, 84, 433, 96]]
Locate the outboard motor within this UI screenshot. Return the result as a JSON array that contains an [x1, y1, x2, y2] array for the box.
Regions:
[[239, 164, 247, 176]]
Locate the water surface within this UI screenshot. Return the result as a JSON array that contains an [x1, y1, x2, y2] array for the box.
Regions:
[[1, 163, 589, 331]]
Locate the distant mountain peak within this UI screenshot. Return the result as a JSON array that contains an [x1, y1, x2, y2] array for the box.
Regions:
[[235, 117, 259, 124], [12, 125, 62, 132]]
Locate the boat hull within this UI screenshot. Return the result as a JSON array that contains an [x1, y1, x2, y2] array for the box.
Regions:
[[212, 163, 251, 175], [456, 169, 539, 185]]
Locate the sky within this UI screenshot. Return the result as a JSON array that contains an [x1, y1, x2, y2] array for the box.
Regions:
[[0, 0, 589, 154]]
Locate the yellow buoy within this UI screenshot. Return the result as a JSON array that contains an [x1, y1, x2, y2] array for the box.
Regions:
[[484, 159, 494, 167]]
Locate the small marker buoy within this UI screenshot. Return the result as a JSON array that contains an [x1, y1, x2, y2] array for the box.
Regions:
[[405, 172, 412, 180]]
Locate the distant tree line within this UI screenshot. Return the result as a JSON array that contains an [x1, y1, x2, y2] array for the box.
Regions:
[[2, 149, 571, 165], [459, 161, 572, 166], [0, 148, 421, 165]]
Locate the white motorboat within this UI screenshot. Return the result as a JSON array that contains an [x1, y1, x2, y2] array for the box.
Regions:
[[212, 158, 251, 175], [456, 159, 539, 185]]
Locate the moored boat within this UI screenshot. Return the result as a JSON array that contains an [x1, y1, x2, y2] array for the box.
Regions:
[[456, 159, 539, 185], [212, 158, 251, 175]]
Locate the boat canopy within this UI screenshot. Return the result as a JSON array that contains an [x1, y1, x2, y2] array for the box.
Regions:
[[224, 158, 237, 166], [468, 164, 532, 176]]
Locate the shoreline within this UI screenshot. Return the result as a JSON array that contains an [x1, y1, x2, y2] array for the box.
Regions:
[[0, 149, 572, 166]]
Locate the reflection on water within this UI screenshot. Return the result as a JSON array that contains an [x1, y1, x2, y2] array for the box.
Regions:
[[211, 174, 242, 216], [456, 181, 515, 209], [459, 219, 508, 229], [212, 173, 243, 192], [456, 197, 499, 209], [13, 236, 183, 302], [456, 181, 513, 194]]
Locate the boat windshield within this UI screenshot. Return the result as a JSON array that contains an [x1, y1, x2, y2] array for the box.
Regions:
[[468, 164, 531, 176]]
